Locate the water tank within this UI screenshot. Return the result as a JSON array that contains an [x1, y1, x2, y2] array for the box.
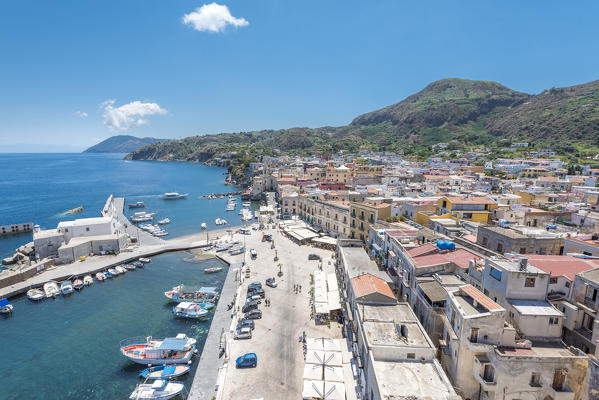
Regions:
[[437, 240, 448, 250], [446, 241, 456, 250]]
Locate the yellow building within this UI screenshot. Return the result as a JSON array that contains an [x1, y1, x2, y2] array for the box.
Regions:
[[349, 202, 391, 241], [436, 196, 497, 224], [305, 165, 352, 184], [354, 165, 383, 177]]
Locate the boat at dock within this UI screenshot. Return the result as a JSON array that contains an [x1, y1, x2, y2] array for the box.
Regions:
[[204, 266, 223, 274], [229, 247, 245, 255], [158, 218, 170, 225], [73, 279, 84, 290], [125, 263, 136, 271], [120, 333, 197, 365], [83, 275, 93, 286], [164, 285, 219, 304], [60, 280, 74, 295], [139, 258, 151, 263], [108, 268, 119, 276], [133, 261, 144, 268], [27, 288, 45, 301], [0, 299, 13, 314], [115, 265, 127, 274], [129, 379, 185, 400], [162, 192, 188, 200], [96, 272, 106, 281], [104, 270, 113, 279], [128, 201, 145, 208], [139, 364, 191, 380], [43, 281, 60, 298], [131, 211, 155, 223], [172, 302, 209, 319]]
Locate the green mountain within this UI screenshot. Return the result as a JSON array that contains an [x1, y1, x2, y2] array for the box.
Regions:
[[84, 135, 166, 153], [124, 78, 599, 178]]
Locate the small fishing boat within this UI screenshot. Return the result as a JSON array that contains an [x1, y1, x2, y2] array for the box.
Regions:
[[73, 279, 84, 291], [27, 288, 45, 301], [198, 302, 214, 310], [229, 247, 245, 255], [65, 206, 84, 214], [108, 268, 119, 276], [172, 302, 209, 319], [129, 379, 185, 400], [115, 265, 127, 274], [158, 218, 170, 225], [139, 364, 191, 380], [163, 192, 188, 200], [204, 267, 223, 274], [221, 219, 228, 225], [164, 285, 219, 304], [43, 281, 60, 298], [128, 201, 145, 208], [120, 333, 197, 365], [60, 280, 74, 295], [125, 264, 136, 271], [133, 261, 144, 268], [96, 272, 106, 281], [83, 275, 93, 286], [139, 258, 151, 263], [104, 271, 113, 279], [0, 299, 13, 314], [201, 223, 207, 230], [215, 218, 222, 225]]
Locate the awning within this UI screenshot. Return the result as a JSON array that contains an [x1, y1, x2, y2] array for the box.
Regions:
[[372, 243, 382, 252], [418, 280, 447, 303]]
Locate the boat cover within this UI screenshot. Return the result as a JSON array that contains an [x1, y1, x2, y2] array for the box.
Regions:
[[0, 299, 10, 306], [158, 338, 189, 351]]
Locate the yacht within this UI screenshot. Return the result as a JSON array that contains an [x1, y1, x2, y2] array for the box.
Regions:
[[225, 202, 236, 211], [43, 281, 60, 298], [27, 288, 45, 301], [164, 285, 219, 304], [0, 299, 13, 314], [120, 333, 197, 365], [60, 280, 74, 295], [128, 379, 185, 400], [83, 275, 94, 286], [172, 302, 209, 319], [157, 218, 170, 225], [163, 192, 188, 200]]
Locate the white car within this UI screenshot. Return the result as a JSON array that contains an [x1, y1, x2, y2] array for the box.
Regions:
[[250, 249, 257, 259], [234, 327, 252, 340]]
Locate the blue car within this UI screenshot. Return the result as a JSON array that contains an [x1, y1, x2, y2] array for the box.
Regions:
[[236, 353, 258, 368]]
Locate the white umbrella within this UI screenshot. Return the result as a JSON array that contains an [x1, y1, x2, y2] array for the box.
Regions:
[[306, 350, 326, 365], [303, 363, 323, 381], [302, 380, 324, 399], [323, 366, 344, 382], [322, 338, 342, 352], [306, 337, 325, 351], [324, 381, 345, 400]]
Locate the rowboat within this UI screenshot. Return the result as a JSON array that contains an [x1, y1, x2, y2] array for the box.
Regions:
[[204, 267, 223, 274], [120, 333, 197, 365], [43, 281, 60, 298], [73, 279, 84, 290], [125, 264, 136, 271], [0, 299, 13, 314], [139, 364, 191, 380], [27, 288, 45, 301], [129, 380, 184, 400]]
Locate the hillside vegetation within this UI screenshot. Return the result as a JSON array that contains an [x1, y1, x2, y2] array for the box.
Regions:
[[84, 135, 166, 153]]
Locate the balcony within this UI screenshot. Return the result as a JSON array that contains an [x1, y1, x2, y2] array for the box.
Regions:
[[474, 374, 497, 392], [547, 386, 575, 400]]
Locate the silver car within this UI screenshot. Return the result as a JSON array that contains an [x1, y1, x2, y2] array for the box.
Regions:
[[234, 327, 252, 340]]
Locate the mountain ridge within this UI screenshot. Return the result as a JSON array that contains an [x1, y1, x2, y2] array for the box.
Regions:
[[84, 135, 167, 153]]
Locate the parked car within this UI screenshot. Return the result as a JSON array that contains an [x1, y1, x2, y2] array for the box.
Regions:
[[242, 301, 258, 313], [237, 318, 255, 330], [250, 249, 257, 259], [244, 309, 262, 319], [236, 353, 257, 368], [247, 294, 262, 303], [265, 277, 277, 288], [234, 327, 252, 340], [308, 254, 321, 260], [240, 228, 251, 235], [247, 288, 265, 298], [248, 281, 262, 290]]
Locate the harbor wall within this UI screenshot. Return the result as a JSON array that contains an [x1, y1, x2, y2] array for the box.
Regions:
[[1, 223, 34, 236]]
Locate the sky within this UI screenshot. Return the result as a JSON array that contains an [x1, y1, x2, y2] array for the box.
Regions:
[[1, 1, 598, 152]]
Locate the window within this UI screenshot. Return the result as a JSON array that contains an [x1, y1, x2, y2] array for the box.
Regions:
[[482, 365, 495, 383], [549, 317, 559, 325], [525, 278, 536, 287], [519, 247, 526, 254], [463, 213, 473, 219], [86, 227, 90, 232], [509, 311, 514, 319], [530, 373, 541, 387], [482, 237, 488, 247], [489, 267, 502, 281], [497, 243, 503, 253], [470, 328, 479, 343], [407, 353, 415, 359], [565, 281, 570, 288]]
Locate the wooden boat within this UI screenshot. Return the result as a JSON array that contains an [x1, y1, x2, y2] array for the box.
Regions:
[[83, 275, 93, 286], [73, 279, 84, 291], [125, 264, 136, 271], [0, 299, 13, 314], [115, 266, 127, 274], [120, 333, 197, 365], [96, 272, 106, 281], [129, 379, 184, 400], [172, 302, 209, 319], [43, 281, 60, 298], [27, 288, 45, 301], [204, 267, 223, 274], [139, 364, 191, 380], [132, 261, 144, 268], [60, 280, 74, 295]]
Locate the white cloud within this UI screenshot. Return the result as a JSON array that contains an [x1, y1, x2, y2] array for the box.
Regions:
[[101, 100, 167, 131], [182, 3, 248, 33], [75, 111, 88, 118]]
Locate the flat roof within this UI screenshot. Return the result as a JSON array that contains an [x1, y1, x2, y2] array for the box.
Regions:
[[339, 246, 379, 279], [57, 217, 111, 227], [33, 229, 63, 239], [496, 341, 581, 358], [59, 234, 121, 248], [489, 258, 547, 275], [359, 304, 431, 348], [509, 300, 563, 316]]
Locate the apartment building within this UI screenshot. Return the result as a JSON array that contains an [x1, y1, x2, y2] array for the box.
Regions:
[[298, 195, 350, 238], [349, 202, 391, 241], [437, 196, 498, 224]]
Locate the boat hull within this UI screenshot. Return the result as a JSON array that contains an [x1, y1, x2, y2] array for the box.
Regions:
[[140, 365, 191, 380], [120, 346, 194, 365]]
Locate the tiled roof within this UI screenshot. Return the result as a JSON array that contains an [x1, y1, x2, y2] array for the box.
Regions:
[[444, 196, 495, 205], [413, 248, 482, 270], [517, 254, 599, 281], [460, 285, 502, 311], [407, 243, 437, 257], [351, 273, 395, 300]]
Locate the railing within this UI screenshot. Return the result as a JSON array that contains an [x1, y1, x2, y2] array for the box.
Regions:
[[120, 336, 151, 347]]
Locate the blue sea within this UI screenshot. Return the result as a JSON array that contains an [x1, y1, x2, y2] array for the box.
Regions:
[[0, 153, 247, 399]]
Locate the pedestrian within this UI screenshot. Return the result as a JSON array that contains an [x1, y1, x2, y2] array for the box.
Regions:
[[299, 284, 302, 292]]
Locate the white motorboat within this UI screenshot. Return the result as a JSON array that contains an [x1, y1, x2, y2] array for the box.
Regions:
[[215, 218, 222, 225], [96, 272, 106, 281], [120, 333, 197, 365], [139, 258, 151, 263], [0, 299, 13, 314], [43, 281, 60, 298], [163, 192, 188, 200], [221, 219, 228, 225], [158, 218, 170, 225], [108, 268, 120, 276], [225, 202, 235, 211], [27, 288, 45, 301], [172, 302, 209, 319], [242, 202, 251, 207], [83, 275, 94, 286], [115, 265, 127, 274], [60, 280, 74, 295], [129, 379, 185, 400], [201, 223, 207, 230]]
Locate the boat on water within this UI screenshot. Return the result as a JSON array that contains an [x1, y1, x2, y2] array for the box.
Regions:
[[215, 218, 222, 225], [27, 288, 45, 301], [242, 202, 251, 207], [172, 302, 209, 319], [96, 272, 106, 281], [83, 275, 93, 286], [104, 270, 113, 279], [204, 266, 223, 274], [0, 299, 13, 314], [229, 247, 245, 255], [131, 212, 155, 223], [108, 268, 119, 276], [201, 223, 207, 230], [139, 257, 151, 263], [139, 364, 191, 380], [60, 280, 74, 295], [133, 261, 144, 268], [120, 333, 197, 365], [163, 192, 188, 200], [128, 201, 145, 208], [65, 206, 83, 214], [225, 203, 236, 211], [125, 263, 136, 271], [158, 218, 170, 225], [116, 265, 127, 274], [221, 219, 228, 225], [73, 279, 84, 290], [164, 285, 219, 304], [43, 281, 60, 298], [129, 379, 185, 400]]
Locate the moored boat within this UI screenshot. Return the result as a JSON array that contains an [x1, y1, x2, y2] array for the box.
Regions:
[[115, 265, 127, 274], [139, 258, 151, 263], [139, 364, 191, 380], [157, 218, 170, 225], [125, 264, 136, 271], [172, 302, 209, 319], [83, 275, 93, 286], [60, 280, 74, 295], [133, 261, 144, 268], [73, 279, 84, 290], [43, 281, 60, 298], [164, 285, 219, 304], [128, 201, 145, 208], [108, 268, 119, 276], [96, 272, 106, 281], [104, 271, 112, 279], [27, 288, 45, 301], [204, 267, 223, 274], [0, 299, 13, 314], [129, 379, 185, 400], [201, 223, 207, 230], [120, 333, 197, 365]]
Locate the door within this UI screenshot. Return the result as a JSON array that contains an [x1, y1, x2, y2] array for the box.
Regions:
[[552, 369, 567, 391]]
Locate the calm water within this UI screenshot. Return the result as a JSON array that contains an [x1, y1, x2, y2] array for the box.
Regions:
[[1, 252, 226, 400], [0, 153, 252, 259], [0, 153, 244, 399]]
